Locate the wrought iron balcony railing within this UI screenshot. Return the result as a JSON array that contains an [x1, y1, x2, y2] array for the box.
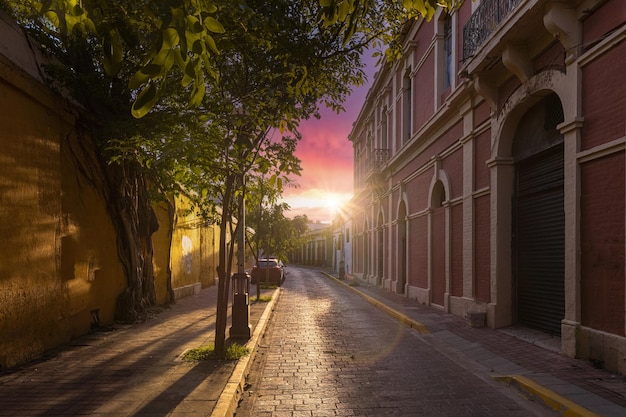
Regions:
[[361, 148, 389, 188], [463, 0, 523, 62], [371, 148, 389, 169]]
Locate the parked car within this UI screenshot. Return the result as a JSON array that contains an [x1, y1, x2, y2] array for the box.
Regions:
[[250, 258, 285, 285]]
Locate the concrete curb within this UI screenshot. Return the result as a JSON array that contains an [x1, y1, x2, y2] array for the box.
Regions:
[[492, 375, 600, 417], [321, 272, 429, 334], [210, 287, 281, 417]]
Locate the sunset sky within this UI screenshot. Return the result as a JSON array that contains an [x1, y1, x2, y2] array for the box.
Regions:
[[281, 58, 378, 224]]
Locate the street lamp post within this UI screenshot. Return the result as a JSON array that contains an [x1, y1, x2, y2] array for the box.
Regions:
[[230, 173, 251, 339]]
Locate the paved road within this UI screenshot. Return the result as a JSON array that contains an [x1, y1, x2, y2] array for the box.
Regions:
[[235, 266, 556, 417]]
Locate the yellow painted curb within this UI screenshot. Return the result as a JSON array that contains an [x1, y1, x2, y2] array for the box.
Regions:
[[322, 272, 429, 334], [493, 375, 601, 417]]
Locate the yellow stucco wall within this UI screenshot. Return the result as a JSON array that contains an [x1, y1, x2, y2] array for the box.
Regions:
[[152, 198, 220, 304], [0, 68, 68, 367], [152, 202, 174, 306], [0, 20, 129, 369], [170, 198, 219, 290], [0, 15, 222, 370]]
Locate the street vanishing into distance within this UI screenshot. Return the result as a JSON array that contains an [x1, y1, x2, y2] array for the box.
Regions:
[[235, 266, 556, 417]]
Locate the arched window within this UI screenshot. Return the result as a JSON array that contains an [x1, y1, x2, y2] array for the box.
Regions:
[[431, 180, 446, 208]]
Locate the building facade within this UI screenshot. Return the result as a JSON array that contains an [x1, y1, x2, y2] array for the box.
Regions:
[[331, 214, 353, 278], [349, 0, 626, 374], [290, 223, 333, 268]]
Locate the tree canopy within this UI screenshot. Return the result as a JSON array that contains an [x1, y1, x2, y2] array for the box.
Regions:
[[3, 0, 464, 118], [1, 0, 465, 351]]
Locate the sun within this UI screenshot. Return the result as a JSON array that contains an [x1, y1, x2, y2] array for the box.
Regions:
[[322, 193, 342, 212], [321, 192, 352, 220]]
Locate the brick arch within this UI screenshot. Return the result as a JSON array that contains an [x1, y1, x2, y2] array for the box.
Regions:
[[489, 69, 569, 329]]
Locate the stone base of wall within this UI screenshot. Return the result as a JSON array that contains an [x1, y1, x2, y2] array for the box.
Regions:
[[573, 324, 626, 376], [407, 285, 430, 305], [173, 282, 202, 301], [449, 296, 488, 326]]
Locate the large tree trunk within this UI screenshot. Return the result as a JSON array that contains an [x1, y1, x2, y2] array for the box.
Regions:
[[66, 128, 166, 323], [110, 164, 160, 323]]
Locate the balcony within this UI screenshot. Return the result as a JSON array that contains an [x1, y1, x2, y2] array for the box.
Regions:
[[463, 0, 524, 62], [371, 148, 390, 167], [361, 148, 389, 197]]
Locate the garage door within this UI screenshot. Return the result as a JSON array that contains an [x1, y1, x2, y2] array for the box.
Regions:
[[514, 143, 564, 335]]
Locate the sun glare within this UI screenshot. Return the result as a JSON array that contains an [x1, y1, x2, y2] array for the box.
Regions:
[[321, 192, 351, 220], [323, 194, 341, 211]]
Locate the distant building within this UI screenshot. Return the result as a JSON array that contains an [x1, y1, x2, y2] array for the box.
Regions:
[[349, 0, 626, 375], [291, 222, 332, 268], [331, 213, 352, 279]]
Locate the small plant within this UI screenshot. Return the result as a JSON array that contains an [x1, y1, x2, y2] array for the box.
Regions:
[[224, 343, 250, 360], [250, 295, 273, 302], [182, 345, 215, 361], [182, 342, 250, 361]]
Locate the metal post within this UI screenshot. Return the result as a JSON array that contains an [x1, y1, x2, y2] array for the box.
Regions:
[[230, 173, 251, 339]]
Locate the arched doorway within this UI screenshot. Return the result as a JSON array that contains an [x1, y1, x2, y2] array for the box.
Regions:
[[512, 92, 565, 335], [431, 181, 446, 307], [397, 201, 407, 294]]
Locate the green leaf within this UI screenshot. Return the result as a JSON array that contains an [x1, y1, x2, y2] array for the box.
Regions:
[[162, 27, 180, 49], [132, 83, 159, 119], [189, 75, 205, 107], [205, 35, 219, 55], [43, 10, 60, 27], [72, 4, 83, 17], [102, 30, 124, 76], [204, 16, 225, 34], [184, 59, 197, 79], [129, 69, 150, 90], [173, 48, 187, 71], [192, 39, 204, 55], [186, 15, 203, 33]]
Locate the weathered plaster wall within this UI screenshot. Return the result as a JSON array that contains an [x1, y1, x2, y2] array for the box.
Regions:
[[152, 197, 220, 304], [0, 16, 126, 368]]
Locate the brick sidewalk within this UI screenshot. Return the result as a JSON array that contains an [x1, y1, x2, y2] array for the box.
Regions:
[[0, 285, 276, 417], [331, 273, 626, 417]]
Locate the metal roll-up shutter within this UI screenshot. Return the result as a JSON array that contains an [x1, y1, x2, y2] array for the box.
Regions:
[[514, 143, 565, 335]]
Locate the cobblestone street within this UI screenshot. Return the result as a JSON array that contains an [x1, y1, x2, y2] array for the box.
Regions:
[[236, 267, 555, 417]]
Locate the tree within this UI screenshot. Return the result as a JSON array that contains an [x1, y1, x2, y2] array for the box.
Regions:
[[5, 0, 464, 116], [1, 0, 464, 352]]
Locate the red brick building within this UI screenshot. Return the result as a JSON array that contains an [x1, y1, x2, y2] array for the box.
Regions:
[[349, 0, 626, 374]]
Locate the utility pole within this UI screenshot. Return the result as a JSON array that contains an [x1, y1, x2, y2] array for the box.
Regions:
[[230, 173, 251, 339]]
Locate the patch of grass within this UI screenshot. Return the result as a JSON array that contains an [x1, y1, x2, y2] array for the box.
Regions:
[[257, 283, 278, 289], [182, 342, 250, 361], [182, 345, 216, 361], [224, 343, 250, 360], [348, 281, 360, 287]]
